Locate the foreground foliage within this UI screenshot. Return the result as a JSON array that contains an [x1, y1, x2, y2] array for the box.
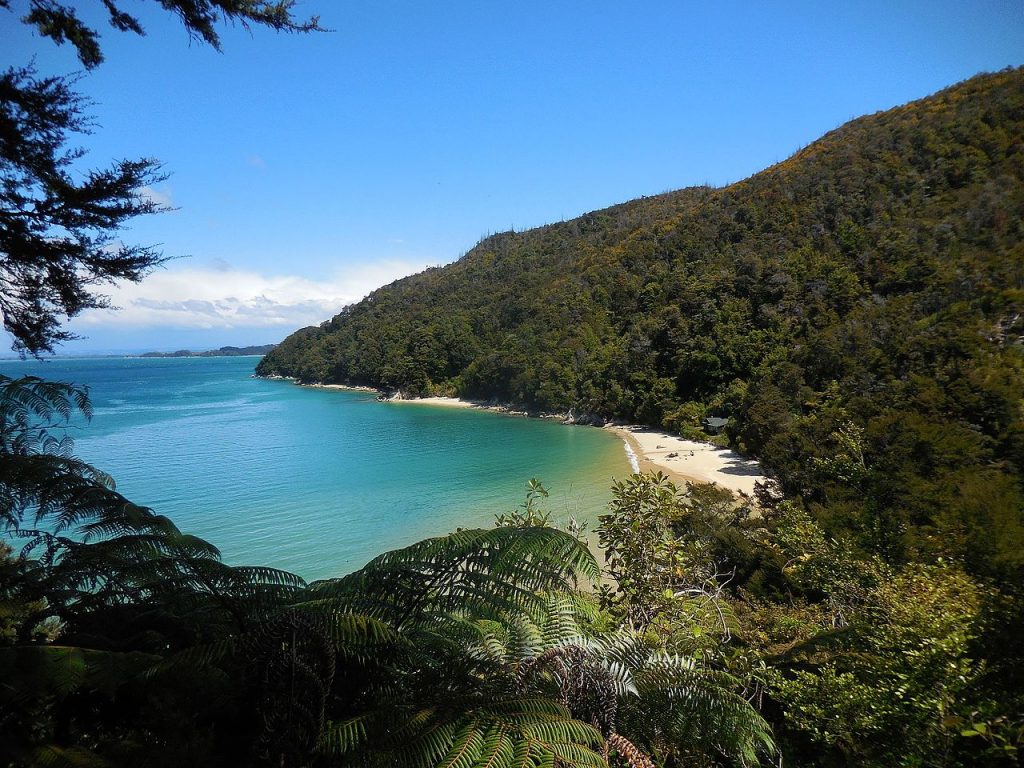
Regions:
[[743, 503, 1019, 766], [1, 375, 777, 767], [595, 473, 1022, 767], [4, 375, 1022, 766]]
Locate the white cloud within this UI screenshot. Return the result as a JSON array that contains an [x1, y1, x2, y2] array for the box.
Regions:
[[71, 261, 430, 331], [138, 185, 175, 208]]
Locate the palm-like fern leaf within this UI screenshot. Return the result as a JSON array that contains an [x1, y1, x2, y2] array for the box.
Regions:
[[327, 697, 606, 768], [26, 745, 112, 768], [311, 526, 599, 627], [617, 651, 774, 767]]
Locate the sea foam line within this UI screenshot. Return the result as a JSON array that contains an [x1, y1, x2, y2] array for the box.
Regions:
[[623, 440, 640, 473]]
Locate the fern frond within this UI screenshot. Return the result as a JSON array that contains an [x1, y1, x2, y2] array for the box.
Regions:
[[475, 726, 515, 768], [28, 745, 111, 768], [314, 526, 599, 629], [141, 637, 237, 680], [0, 645, 160, 703], [318, 715, 371, 756], [437, 722, 487, 768]]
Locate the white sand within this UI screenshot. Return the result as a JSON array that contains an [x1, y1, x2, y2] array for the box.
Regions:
[[608, 426, 765, 498], [387, 395, 478, 409], [305, 383, 378, 393]]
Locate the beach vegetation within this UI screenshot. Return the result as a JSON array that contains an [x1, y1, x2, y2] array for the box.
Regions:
[[494, 477, 552, 528]]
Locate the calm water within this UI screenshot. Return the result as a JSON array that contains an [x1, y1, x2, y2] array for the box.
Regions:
[[0, 356, 631, 579]]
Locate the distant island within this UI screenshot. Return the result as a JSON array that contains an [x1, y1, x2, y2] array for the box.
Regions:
[[140, 344, 277, 358]]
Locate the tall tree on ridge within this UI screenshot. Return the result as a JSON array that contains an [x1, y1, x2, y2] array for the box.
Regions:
[[0, 0, 322, 355]]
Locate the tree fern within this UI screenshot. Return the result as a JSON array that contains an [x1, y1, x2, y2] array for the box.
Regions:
[[328, 697, 606, 768], [469, 591, 775, 767], [309, 526, 599, 628]]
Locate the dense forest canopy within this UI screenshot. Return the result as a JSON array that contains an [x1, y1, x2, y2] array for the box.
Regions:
[[260, 67, 1024, 580]]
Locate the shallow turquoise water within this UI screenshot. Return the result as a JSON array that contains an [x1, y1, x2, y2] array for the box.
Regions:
[[0, 356, 631, 579]]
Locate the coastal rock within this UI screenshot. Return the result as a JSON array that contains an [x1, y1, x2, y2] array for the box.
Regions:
[[564, 411, 606, 427]]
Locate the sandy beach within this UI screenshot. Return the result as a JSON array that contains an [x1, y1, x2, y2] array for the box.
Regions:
[[607, 426, 766, 498], [385, 394, 544, 417], [385, 395, 478, 409], [306, 383, 379, 393]]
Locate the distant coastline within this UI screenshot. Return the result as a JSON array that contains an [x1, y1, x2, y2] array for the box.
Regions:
[[0, 345, 277, 361], [139, 344, 277, 358]]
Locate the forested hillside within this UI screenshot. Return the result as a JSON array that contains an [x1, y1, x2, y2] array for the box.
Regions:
[[260, 68, 1024, 579]]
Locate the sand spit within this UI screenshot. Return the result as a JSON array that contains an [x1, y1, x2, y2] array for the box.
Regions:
[[384, 395, 478, 409], [307, 383, 379, 393]]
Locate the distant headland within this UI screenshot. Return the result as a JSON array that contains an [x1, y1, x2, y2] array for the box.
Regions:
[[139, 344, 277, 358]]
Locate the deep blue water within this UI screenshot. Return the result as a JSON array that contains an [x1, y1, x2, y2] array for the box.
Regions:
[[0, 356, 631, 579]]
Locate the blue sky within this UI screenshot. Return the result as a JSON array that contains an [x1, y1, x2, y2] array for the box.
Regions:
[[3, 0, 1022, 354]]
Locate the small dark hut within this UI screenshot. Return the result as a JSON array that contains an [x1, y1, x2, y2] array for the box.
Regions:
[[701, 416, 730, 435]]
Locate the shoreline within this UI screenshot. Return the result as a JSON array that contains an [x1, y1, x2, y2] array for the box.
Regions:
[[605, 426, 765, 498], [306, 382, 379, 393], [262, 376, 766, 498], [386, 396, 767, 498]]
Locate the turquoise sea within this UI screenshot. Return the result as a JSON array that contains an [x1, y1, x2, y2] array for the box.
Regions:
[[0, 356, 632, 580]]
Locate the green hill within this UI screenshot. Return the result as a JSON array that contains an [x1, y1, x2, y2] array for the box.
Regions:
[[259, 68, 1024, 578]]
